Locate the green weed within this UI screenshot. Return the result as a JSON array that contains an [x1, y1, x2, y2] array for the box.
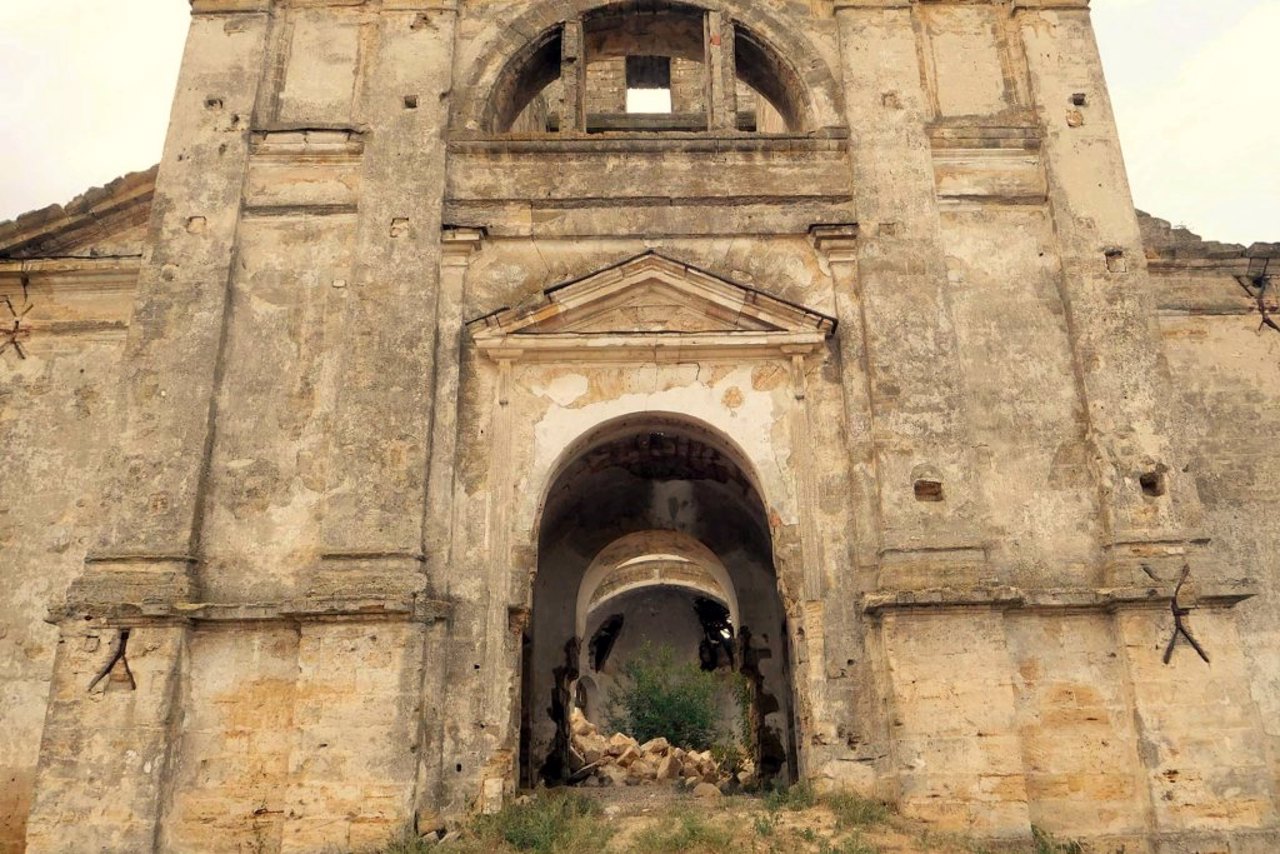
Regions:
[[819, 834, 876, 854], [1032, 825, 1085, 854], [633, 809, 734, 854], [824, 792, 890, 830], [763, 781, 817, 812], [471, 791, 610, 854]]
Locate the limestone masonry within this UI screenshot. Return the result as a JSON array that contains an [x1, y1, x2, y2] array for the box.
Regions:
[[1, 1, 1278, 851]]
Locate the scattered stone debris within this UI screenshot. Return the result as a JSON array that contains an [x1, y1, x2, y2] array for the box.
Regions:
[[566, 708, 753, 791]]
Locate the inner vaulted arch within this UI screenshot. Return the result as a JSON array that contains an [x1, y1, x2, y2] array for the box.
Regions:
[[522, 414, 798, 788]]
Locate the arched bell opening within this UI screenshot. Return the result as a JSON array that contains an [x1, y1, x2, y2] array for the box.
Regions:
[[520, 414, 797, 788], [487, 1, 812, 133]]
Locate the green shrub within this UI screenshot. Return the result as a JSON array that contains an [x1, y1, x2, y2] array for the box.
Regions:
[[609, 643, 721, 750], [710, 740, 746, 777]]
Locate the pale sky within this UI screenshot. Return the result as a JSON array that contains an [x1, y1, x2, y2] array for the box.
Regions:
[[0, 1, 1276, 245]]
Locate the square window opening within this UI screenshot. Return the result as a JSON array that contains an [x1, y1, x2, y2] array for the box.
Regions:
[[625, 55, 673, 114]]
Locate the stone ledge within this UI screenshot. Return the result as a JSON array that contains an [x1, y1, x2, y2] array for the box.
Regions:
[[862, 581, 1257, 615], [448, 132, 848, 155], [52, 595, 453, 627]]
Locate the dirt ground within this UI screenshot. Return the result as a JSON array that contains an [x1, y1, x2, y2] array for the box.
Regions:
[[562, 785, 1031, 854]]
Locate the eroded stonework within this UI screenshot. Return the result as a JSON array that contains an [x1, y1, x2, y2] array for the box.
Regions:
[[2, 1, 1279, 852]]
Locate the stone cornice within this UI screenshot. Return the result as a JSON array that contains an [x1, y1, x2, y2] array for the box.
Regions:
[[862, 579, 1255, 615], [832, 0, 1089, 10], [52, 595, 454, 627], [0, 166, 155, 259]]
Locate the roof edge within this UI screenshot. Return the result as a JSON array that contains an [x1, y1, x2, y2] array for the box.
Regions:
[[0, 165, 158, 259]]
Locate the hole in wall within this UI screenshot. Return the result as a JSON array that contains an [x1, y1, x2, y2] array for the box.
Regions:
[[914, 480, 944, 502], [625, 55, 673, 114], [693, 597, 734, 672], [1105, 249, 1128, 274], [588, 614, 624, 671], [1070, 92, 1087, 106], [205, 97, 223, 110], [404, 94, 419, 109], [1140, 471, 1166, 498]]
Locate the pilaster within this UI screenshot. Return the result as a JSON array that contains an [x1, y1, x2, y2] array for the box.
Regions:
[[29, 7, 274, 849], [312, 4, 460, 601], [833, 5, 993, 591], [1014, 5, 1206, 579]]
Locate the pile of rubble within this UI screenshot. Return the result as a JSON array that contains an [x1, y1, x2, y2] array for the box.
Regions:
[[568, 708, 754, 795]]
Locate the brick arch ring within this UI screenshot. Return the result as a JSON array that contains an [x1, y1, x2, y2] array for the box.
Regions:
[[450, 0, 847, 134]]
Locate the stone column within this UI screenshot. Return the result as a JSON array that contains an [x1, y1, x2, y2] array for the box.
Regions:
[[811, 225, 880, 572], [879, 609, 1031, 837], [26, 625, 188, 854], [704, 11, 737, 131], [424, 228, 485, 568], [809, 224, 892, 792], [414, 227, 483, 822], [28, 4, 274, 849]]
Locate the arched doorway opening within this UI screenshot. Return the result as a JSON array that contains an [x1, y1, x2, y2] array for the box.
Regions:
[[520, 414, 797, 788]]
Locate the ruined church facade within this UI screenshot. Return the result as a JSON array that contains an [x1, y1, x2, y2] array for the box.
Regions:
[[2, 0, 1279, 851]]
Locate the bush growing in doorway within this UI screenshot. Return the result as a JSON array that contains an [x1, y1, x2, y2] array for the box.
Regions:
[[608, 642, 725, 750]]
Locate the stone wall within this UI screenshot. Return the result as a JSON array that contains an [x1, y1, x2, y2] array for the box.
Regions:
[[0, 173, 148, 854], [1149, 217, 1280, 842], [1, 1, 1278, 852]]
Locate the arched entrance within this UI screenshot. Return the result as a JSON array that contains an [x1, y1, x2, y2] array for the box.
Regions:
[[520, 414, 797, 787]]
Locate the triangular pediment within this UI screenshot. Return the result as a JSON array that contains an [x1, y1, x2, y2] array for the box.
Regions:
[[468, 253, 834, 359]]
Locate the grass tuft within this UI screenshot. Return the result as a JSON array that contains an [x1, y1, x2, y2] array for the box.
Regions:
[[1032, 825, 1085, 854], [763, 781, 817, 812], [824, 792, 890, 830], [633, 808, 734, 854], [365, 827, 439, 854], [819, 834, 877, 854], [474, 791, 610, 854]]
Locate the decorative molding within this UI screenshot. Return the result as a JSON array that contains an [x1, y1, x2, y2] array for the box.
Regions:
[[810, 223, 860, 263], [467, 252, 836, 361]]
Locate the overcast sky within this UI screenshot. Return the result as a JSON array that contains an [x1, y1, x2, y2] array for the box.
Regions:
[[0, 1, 1276, 244]]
